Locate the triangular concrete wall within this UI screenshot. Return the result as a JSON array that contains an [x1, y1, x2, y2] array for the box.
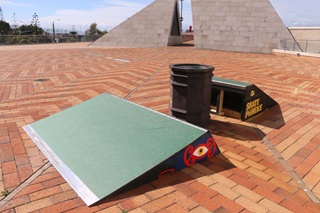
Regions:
[[91, 0, 182, 48], [191, 0, 298, 53]]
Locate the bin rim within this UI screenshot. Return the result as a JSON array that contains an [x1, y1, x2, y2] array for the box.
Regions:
[[170, 63, 214, 73]]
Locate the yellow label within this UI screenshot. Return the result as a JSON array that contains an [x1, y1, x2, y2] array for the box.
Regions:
[[245, 98, 263, 119], [250, 90, 255, 97]]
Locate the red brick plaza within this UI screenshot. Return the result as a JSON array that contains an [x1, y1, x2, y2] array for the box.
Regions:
[[0, 43, 320, 212]]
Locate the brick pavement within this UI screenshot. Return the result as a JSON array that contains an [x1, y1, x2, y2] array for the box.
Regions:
[[0, 43, 320, 212]]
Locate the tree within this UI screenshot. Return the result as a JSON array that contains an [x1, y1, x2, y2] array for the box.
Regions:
[[30, 13, 44, 35], [18, 25, 33, 35], [10, 12, 20, 35], [31, 13, 40, 27], [85, 22, 101, 41], [0, 20, 11, 35], [87, 22, 98, 36], [86, 22, 107, 36], [97, 28, 108, 35], [70, 25, 77, 36], [85, 22, 107, 41]]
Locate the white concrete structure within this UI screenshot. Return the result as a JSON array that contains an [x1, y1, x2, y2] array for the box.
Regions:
[[91, 0, 182, 48], [191, 0, 297, 53], [92, 0, 298, 54]]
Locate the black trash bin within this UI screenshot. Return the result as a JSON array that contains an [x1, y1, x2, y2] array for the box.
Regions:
[[169, 63, 214, 127]]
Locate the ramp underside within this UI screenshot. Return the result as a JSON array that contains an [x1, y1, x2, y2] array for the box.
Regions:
[[24, 93, 218, 206]]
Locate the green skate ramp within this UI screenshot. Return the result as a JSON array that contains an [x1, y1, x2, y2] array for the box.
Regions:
[[23, 93, 220, 206]]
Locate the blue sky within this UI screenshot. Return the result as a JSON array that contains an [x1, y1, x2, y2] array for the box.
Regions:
[[1, 0, 319, 34]]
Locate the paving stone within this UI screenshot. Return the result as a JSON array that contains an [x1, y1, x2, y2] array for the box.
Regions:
[[279, 198, 311, 213], [210, 183, 240, 201], [119, 195, 151, 211], [165, 204, 189, 213], [235, 196, 268, 213], [145, 186, 176, 200], [95, 205, 123, 213], [269, 178, 299, 194], [2, 161, 17, 174], [0, 143, 14, 162], [259, 198, 293, 213], [64, 205, 98, 213], [60, 182, 72, 192], [188, 206, 211, 213], [15, 183, 44, 198], [50, 189, 78, 204], [3, 172, 20, 188], [245, 167, 272, 181], [14, 197, 53, 213], [189, 181, 219, 198], [0, 195, 30, 212], [264, 168, 292, 183], [232, 185, 264, 203], [39, 200, 77, 213], [125, 207, 147, 213], [212, 194, 245, 212], [252, 185, 284, 204], [17, 164, 33, 180], [166, 191, 198, 211], [228, 174, 257, 190], [173, 182, 198, 196], [191, 192, 221, 212], [28, 186, 62, 201], [141, 196, 175, 212]]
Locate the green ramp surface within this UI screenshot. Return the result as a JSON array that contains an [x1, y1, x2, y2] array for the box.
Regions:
[[23, 93, 207, 206]]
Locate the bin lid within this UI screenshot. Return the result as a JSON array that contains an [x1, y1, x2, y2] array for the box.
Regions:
[[170, 63, 214, 74]]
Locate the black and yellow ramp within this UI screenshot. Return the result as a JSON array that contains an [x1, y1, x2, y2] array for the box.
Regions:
[[211, 77, 278, 121]]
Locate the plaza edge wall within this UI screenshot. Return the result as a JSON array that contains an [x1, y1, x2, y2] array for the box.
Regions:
[[289, 27, 320, 41]]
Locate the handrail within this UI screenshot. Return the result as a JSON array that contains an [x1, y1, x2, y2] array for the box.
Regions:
[[280, 39, 320, 53]]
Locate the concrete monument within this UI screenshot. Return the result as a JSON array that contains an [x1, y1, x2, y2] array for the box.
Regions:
[[192, 0, 297, 53], [92, 0, 298, 53], [91, 0, 182, 47]]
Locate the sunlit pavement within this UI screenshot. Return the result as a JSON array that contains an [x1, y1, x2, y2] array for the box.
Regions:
[[0, 43, 320, 212]]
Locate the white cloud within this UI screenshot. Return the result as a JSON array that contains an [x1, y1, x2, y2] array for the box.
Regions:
[[0, 0, 32, 7], [101, 0, 148, 8], [36, 1, 147, 33], [270, 0, 320, 26]]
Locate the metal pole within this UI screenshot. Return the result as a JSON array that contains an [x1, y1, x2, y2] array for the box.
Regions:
[[52, 21, 55, 43], [305, 40, 308, 52], [180, 0, 184, 23], [181, 0, 183, 19], [52, 19, 60, 43], [306, 41, 309, 52]]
